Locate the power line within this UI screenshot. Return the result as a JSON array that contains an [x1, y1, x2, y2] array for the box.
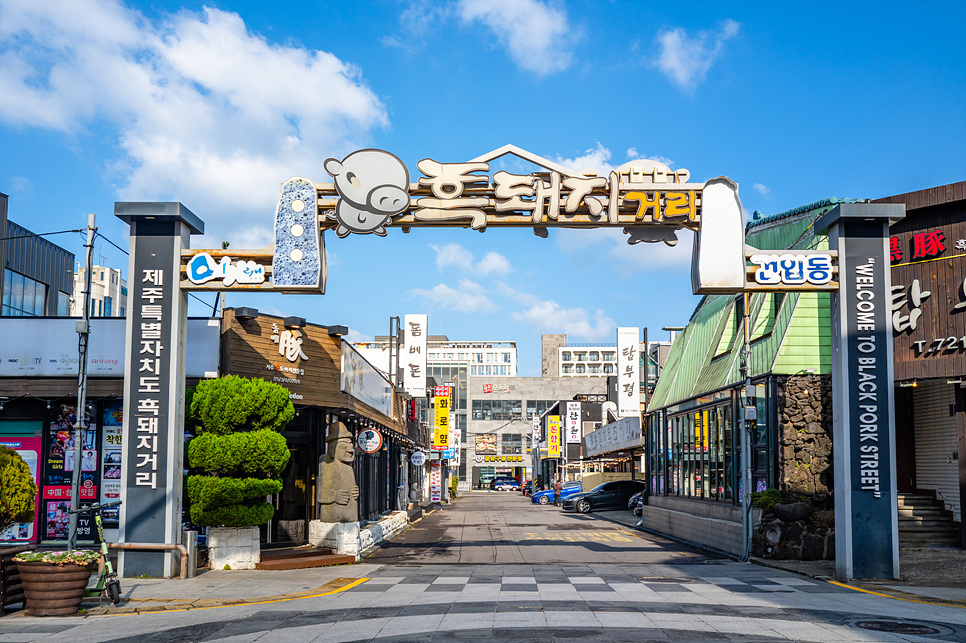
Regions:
[[0, 228, 84, 241]]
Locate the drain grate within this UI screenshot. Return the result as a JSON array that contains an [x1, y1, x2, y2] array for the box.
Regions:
[[852, 620, 941, 635]]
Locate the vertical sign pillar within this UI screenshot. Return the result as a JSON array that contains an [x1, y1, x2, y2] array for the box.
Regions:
[[817, 203, 904, 580], [115, 203, 204, 578]]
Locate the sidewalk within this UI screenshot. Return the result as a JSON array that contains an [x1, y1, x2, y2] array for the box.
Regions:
[[593, 507, 966, 607]]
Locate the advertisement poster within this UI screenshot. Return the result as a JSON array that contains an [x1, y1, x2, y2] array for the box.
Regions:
[[432, 386, 450, 452], [475, 434, 496, 454], [100, 402, 123, 524], [0, 437, 42, 543], [430, 461, 442, 502], [547, 415, 561, 457], [43, 404, 98, 541]]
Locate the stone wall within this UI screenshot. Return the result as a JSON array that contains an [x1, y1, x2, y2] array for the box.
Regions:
[[207, 526, 260, 570], [360, 511, 409, 555], [777, 374, 833, 495]]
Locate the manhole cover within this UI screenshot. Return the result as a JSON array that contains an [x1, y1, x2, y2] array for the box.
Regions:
[[638, 577, 694, 583], [852, 620, 941, 635]]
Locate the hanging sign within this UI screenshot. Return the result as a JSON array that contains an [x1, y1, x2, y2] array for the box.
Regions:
[[566, 401, 581, 444], [404, 314, 428, 397], [531, 415, 541, 444], [617, 327, 639, 418], [410, 451, 426, 466], [357, 428, 383, 454], [745, 250, 839, 291], [433, 387, 451, 452], [430, 461, 442, 502], [547, 415, 561, 458]]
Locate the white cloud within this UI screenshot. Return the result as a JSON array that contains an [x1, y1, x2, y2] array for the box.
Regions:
[[653, 19, 740, 92], [430, 243, 512, 276], [409, 279, 496, 312], [555, 227, 694, 270], [344, 328, 373, 344], [554, 142, 614, 175], [0, 1, 386, 246], [476, 251, 512, 276], [8, 176, 33, 197], [754, 182, 770, 197], [458, 0, 574, 75], [495, 283, 614, 340], [382, 0, 453, 51], [626, 147, 638, 159]]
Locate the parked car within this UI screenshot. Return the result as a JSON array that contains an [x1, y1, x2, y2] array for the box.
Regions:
[[490, 476, 521, 491], [561, 480, 647, 513], [531, 481, 582, 505], [521, 480, 533, 495], [628, 489, 649, 516], [627, 491, 642, 510]]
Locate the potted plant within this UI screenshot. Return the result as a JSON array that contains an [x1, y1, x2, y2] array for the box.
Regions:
[[185, 376, 292, 569], [13, 550, 100, 616]]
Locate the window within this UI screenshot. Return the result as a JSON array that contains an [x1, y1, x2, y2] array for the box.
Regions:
[[562, 364, 573, 374], [751, 293, 785, 341], [119, 307, 125, 316], [603, 364, 614, 374], [120, 285, 128, 296], [561, 351, 571, 361], [602, 351, 615, 361], [526, 400, 555, 418], [503, 352, 511, 363], [104, 295, 113, 317], [714, 298, 742, 357], [471, 399, 522, 421], [2, 270, 46, 316], [588, 365, 600, 374], [575, 364, 586, 374], [57, 291, 70, 317], [589, 351, 599, 361], [574, 352, 586, 362], [501, 433, 522, 454]]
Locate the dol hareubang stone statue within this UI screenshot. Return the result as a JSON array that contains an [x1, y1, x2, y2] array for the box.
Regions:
[[318, 422, 359, 523]]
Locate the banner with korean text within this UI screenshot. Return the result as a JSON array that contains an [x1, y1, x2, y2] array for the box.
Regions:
[[404, 314, 427, 397], [433, 386, 451, 452], [566, 401, 581, 444], [617, 327, 640, 418], [547, 415, 561, 458]]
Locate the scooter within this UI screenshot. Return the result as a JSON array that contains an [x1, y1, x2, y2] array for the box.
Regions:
[[69, 500, 123, 605]]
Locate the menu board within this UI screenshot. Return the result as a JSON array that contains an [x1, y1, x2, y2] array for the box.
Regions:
[[0, 437, 42, 543]]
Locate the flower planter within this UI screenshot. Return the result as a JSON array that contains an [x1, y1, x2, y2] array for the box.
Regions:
[[16, 561, 94, 616]]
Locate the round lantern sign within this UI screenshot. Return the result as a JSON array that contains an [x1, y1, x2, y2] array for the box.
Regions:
[[357, 428, 383, 454], [410, 451, 426, 466]]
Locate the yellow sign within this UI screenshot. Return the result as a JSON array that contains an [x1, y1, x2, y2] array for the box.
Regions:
[[433, 392, 450, 451], [481, 455, 524, 463], [693, 410, 708, 450], [548, 415, 561, 457]]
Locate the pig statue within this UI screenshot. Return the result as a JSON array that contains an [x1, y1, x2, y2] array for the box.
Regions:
[[323, 149, 411, 237]]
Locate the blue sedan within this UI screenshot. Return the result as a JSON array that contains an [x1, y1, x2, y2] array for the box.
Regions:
[[532, 481, 582, 505]]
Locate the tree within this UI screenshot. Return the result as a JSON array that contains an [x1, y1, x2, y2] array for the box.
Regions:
[[185, 377, 293, 527]]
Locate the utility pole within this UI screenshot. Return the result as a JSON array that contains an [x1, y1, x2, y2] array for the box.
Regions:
[[68, 213, 96, 550], [739, 292, 753, 562]]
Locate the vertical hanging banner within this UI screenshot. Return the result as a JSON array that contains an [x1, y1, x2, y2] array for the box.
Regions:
[[617, 327, 640, 418], [531, 415, 541, 445], [433, 385, 450, 452], [817, 203, 904, 581], [547, 416, 561, 457], [566, 401, 582, 444], [430, 461, 442, 502], [404, 314, 427, 397], [116, 203, 203, 579]]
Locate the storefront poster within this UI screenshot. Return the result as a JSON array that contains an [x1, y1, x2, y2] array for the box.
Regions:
[[430, 461, 442, 502], [100, 402, 123, 524], [0, 437, 42, 543], [43, 404, 99, 541]]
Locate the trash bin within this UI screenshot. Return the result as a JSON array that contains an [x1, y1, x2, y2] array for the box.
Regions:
[[182, 530, 198, 578]]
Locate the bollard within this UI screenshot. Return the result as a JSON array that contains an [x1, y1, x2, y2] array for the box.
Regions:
[[182, 530, 198, 578]]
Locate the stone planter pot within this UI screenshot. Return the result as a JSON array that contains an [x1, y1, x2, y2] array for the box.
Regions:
[[208, 526, 260, 570], [16, 561, 94, 616]]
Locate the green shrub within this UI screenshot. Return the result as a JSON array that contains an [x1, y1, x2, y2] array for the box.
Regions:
[[186, 375, 294, 527], [0, 445, 37, 533], [752, 489, 782, 511], [185, 476, 282, 527], [190, 376, 294, 436], [187, 430, 290, 476]]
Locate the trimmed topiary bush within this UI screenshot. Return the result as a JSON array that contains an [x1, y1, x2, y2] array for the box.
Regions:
[[189, 375, 294, 435], [186, 376, 293, 527], [0, 445, 37, 533]]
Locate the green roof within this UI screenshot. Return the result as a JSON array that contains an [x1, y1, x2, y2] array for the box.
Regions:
[[648, 199, 847, 412]]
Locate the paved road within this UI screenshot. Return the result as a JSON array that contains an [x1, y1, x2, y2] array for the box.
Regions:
[[1, 492, 964, 642], [368, 491, 711, 565]]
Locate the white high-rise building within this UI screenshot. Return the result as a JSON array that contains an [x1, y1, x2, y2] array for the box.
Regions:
[[71, 265, 127, 317]]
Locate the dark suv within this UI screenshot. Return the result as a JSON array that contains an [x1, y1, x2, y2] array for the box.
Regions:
[[490, 476, 520, 491], [561, 480, 647, 513]]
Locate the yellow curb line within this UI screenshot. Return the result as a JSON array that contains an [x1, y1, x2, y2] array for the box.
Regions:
[[825, 580, 966, 609], [90, 577, 370, 617]]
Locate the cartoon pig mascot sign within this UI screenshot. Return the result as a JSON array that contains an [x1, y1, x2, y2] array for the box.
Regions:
[[324, 149, 411, 237]]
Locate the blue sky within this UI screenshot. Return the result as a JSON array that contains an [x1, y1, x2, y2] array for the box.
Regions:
[[2, 0, 964, 375]]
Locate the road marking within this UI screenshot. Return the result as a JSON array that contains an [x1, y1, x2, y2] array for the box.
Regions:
[[521, 531, 634, 543]]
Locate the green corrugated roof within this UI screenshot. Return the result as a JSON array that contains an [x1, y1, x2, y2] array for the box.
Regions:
[[648, 199, 844, 412]]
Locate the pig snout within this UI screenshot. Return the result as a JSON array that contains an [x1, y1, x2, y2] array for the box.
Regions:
[[368, 185, 410, 215]]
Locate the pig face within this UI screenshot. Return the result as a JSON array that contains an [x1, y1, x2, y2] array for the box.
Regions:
[[324, 149, 411, 236]]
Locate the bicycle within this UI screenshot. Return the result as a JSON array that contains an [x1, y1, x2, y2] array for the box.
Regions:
[[69, 500, 123, 605]]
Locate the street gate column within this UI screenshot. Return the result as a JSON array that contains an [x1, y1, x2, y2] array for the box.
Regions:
[[817, 202, 904, 580], [116, 202, 204, 578]]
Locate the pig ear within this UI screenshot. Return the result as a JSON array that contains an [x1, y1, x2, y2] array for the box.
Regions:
[[324, 158, 342, 176]]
